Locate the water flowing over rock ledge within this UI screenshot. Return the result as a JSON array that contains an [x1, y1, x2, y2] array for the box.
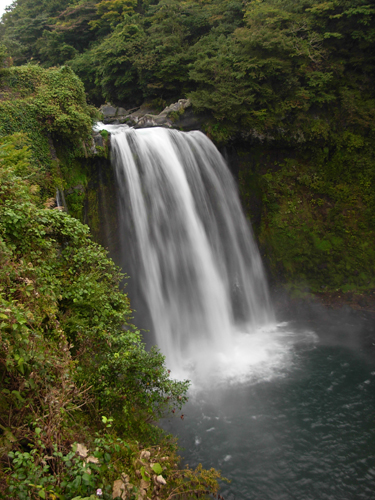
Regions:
[[91, 98, 208, 155], [96, 125, 273, 371], [88, 101, 375, 307], [92, 98, 277, 152]]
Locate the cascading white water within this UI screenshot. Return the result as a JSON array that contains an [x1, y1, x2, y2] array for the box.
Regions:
[[95, 124, 275, 376], [56, 188, 67, 211]]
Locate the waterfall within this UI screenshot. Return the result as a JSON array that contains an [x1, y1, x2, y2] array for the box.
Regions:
[[56, 188, 67, 211], [96, 124, 274, 375]]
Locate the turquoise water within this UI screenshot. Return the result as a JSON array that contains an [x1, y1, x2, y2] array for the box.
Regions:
[[162, 316, 375, 500]]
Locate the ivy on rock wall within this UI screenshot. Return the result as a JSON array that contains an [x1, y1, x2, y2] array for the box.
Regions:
[[0, 64, 96, 166], [235, 132, 375, 296], [259, 149, 375, 293], [0, 62, 101, 221]]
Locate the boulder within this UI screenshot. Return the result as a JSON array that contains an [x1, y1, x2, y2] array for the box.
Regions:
[[101, 104, 117, 117], [132, 99, 192, 128]]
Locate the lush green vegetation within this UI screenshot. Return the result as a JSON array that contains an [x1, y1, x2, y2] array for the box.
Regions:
[[0, 63, 95, 177], [1, 0, 374, 295], [238, 143, 375, 294], [0, 65, 224, 499], [1, 0, 373, 125], [0, 0, 374, 495]]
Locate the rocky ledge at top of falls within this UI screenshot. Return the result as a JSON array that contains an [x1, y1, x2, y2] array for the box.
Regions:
[[99, 99, 202, 129], [92, 98, 276, 149], [91, 98, 207, 154]]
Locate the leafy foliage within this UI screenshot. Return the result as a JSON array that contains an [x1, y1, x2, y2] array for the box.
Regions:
[[0, 130, 220, 498], [0, 64, 96, 141], [2, 0, 373, 124], [1, 0, 374, 292], [255, 147, 375, 293], [0, 63, 98, 192]]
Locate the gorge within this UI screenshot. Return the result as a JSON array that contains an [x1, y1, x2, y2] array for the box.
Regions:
[[94, 123, 375, 499], [1, 0, 375, 495]]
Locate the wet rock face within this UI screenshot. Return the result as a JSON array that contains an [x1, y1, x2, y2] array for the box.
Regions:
[[101, 104, 117, 117], [93, 132, 104, 147]]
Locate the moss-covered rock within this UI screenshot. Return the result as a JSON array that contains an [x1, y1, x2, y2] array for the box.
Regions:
[[234, 135, 375, 295], [0, 64, 99, 201]]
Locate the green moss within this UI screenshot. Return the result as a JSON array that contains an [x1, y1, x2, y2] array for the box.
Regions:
[[100, 129, 109, 140], [85, 187, 100, 236], [243, 138, 375, 293], [169, 106, 186, 123], [203, 121, 236, 145], [94, 144, 108, 158]]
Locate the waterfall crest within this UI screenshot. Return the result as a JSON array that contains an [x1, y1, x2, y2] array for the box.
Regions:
[[97, 124, 274, 373]]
